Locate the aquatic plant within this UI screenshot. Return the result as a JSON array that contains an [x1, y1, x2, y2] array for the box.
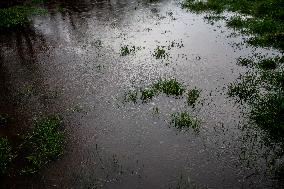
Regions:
[[22, 115, 64, 173], [0, 137, 12, 175], [171, 112, 200, 131], [186, 88, 201, 107]]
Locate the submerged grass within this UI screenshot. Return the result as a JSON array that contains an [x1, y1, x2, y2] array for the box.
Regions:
[[228, 55, 284, 139], [0, 137, 12, 175], [182, 0, 284, 52], [171, 112, 200, 131], [21, 115, 64, 174]]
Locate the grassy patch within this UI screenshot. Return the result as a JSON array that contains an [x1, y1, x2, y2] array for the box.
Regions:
[[0, 137, 12, 175], [22, 115, 64, 174], [182, 0, 284, 52], [228, 55, 284, 139], [153, 46, 169, 59], [186, 88, 201, 107], [250, 93, 284, 138], [171, 112, 200, 131], [0, 5, 47, 28]]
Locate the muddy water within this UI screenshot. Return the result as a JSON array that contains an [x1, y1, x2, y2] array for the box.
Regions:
[[0, 0, 283, 188]]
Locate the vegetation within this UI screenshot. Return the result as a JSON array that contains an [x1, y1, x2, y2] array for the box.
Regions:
[[153, 46, 169, 59], [182, 0, 284, 52], [228, 56, 284, 139], [120, 45, 140, 56], [0, 137, 12, 175], [186, 88, 201, 107], [22, 115, 64, 173], [0, 115, 64, 176], [125, 78, 186, 103], [171, 112, 200, 131], [0, 5, 47, 28]]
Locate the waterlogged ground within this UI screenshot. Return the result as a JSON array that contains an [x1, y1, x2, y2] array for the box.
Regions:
[[0, 0, 283, 188]]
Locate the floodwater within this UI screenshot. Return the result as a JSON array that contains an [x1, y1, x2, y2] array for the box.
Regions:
[[0, 0, 283, 188]]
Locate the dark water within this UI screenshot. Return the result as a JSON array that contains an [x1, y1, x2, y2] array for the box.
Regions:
[[0, 0, 283, 188]]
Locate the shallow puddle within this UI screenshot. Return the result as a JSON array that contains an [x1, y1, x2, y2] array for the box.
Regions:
[[0, 0, 283, 188]]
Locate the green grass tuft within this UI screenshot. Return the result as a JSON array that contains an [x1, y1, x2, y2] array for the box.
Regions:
[[153, 46, 169, 59], [187, 88, 201, 107], [124, 79, 186, 103], [171, 112, 200, 131]]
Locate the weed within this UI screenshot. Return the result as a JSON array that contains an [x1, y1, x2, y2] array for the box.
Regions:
[[22, 115, 64, 174], [171, 112, 200, 131], [153, 46, 169, 59], [0, 137, 12, 175], [187, 88, 201, 107]]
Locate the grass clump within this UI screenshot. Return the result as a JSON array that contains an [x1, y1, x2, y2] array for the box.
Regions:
[[0, 5, 47, 28], [0, 137, 12, 175], [171, 112, 200, 131], [187, 88, 201, 107], [125, 78, 186, 103], [153, 79, 186, 96], [153, 46, 169, 59], [120, 45, 140, 56], [22, 115, 64, 173]]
